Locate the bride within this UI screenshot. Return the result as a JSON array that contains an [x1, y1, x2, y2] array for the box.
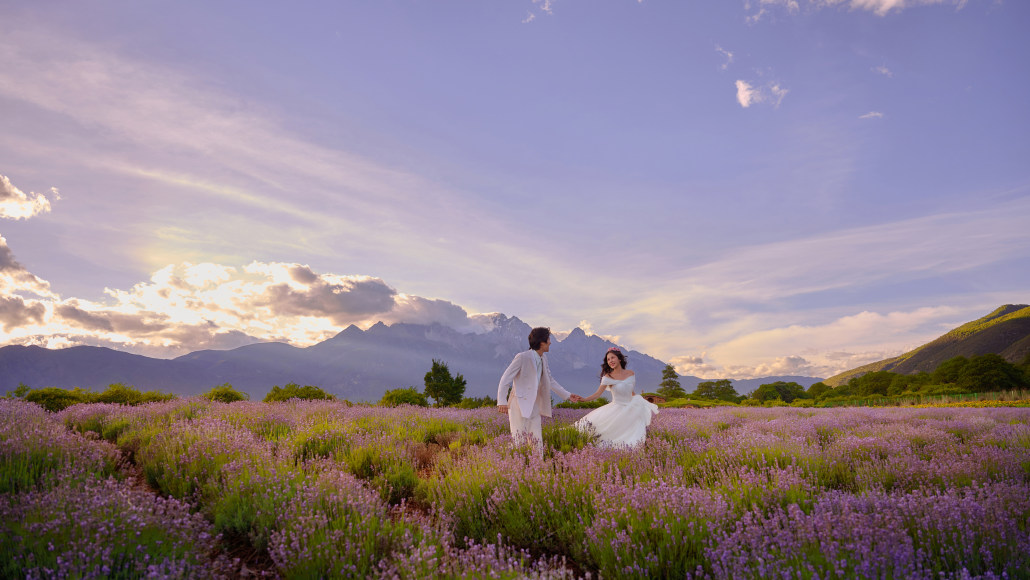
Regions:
[[575, 347, 659, 448]]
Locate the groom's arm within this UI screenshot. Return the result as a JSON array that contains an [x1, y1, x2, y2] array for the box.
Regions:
[[497, 353, 521, 411]]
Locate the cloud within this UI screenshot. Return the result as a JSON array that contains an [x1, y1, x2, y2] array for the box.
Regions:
[[736, 80, 760, 107], [0, 234, 55, 298], [716, 45, 735, 70], [0, 240, 490, 356], [873, 65, 894, 77], [0, 295, 47, 332], [860, 111, 885, 119], [735, 79, 789, 108], [723, 355, 818, 379], [749, 0, 971, 20], [0, 174, 57, 220], [669, 353, 719, 377], [699, 306, 963, 378]]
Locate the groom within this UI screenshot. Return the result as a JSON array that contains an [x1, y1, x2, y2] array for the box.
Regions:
[[497, 326, 582, 449]]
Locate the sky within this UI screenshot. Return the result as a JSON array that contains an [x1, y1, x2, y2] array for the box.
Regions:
[[1, 0, 1028, 380]]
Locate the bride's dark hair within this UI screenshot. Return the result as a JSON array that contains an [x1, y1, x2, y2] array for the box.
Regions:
[[600, 347, 628, 378]]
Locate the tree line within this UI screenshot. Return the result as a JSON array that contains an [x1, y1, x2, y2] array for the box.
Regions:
[[4, 358, 492, 412], [647, 353, 1030, 407]]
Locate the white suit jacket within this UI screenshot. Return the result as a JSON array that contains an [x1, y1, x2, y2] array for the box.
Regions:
[[497, 349, 572, 419]]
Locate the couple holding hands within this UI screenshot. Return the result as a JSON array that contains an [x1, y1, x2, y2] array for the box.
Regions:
[[497, 327, 659, 450]]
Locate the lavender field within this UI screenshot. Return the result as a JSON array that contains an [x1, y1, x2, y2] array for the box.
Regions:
[[2, 398, 1029, 579]]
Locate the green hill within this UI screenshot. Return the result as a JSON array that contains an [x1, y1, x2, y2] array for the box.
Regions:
[[824, 304, 1030, 387]]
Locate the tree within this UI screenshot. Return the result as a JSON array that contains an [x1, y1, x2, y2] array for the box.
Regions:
[[750, 383, 782, 403], [423, 359, 466, 407], [204, 383, 249, 403], [957, 354, 1026, 392], [807, 382, 831, 399], [264, 383, 335, 403], [932, 356, 969, 385], [657, 364, 687, 399], [25, 387, 92, 412], [380, 387, 429, 407], [693, 379, 739, 402], [752, 381, 806, 403], [848, 371, 895, 397], [4, 382, 31, 399]]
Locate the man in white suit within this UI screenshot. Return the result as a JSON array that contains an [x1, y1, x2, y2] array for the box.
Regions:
[[497, 327, 582, 449]]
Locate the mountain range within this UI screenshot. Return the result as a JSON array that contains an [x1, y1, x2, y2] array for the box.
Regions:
[[824, 304, 1030, 387], [0, 314, 822, 401]]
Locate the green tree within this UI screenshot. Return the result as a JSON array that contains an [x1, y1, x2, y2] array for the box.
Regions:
[[752, 381, 807, 403], [380, 387, 429, 407], [423, 359, 466, 407], [807, 381, 831, 399], [956, 354, 1026, 392], [656, 364, 687, 399], [932, 356, 969, 384], [4, 382, 31, 399], [693, 379, 739, 402], [263, 383, 335, 403], [204, 383, 249, 403], [750, 383, 782, 403], [848, 371, 895, 397]]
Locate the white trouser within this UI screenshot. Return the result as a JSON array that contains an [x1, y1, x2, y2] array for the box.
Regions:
[[508, 392, 543, 451]]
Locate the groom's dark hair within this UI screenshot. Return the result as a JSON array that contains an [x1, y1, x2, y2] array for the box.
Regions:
[[528, 327, 551, 351]]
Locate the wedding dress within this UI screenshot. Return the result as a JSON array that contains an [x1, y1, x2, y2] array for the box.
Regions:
[[574, 375, 659, 447]]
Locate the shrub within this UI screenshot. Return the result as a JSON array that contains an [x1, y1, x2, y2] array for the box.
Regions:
[[204, 383, 249, 403], [264, 383, 335, 403], [456, 396, 495, 409], [380, 387, 429, 407], [25, 387, 91, 412]]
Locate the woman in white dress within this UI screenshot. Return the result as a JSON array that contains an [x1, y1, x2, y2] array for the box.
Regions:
[[574, 347, 659, 448]]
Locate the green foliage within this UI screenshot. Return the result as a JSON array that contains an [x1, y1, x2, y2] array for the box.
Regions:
[[957, 354, 1027, 392], [94, 383, 176, 406], [455, 396, 495, 409], [25, 387, 91, 412], [657, 363, 687, 399], [263, 383, 335, 403], [847, 371, 895, 397], [423, 359, 466, 407], [693, 379, 740, 402], [751, 381, 807, 403], [807, 382, 831, 399], [203, 383, 249, 403], [379, 386, 429, 407], [3, 382, 31, 399]]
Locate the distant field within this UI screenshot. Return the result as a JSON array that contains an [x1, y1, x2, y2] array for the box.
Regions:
[[3, 399, 1029, 578]]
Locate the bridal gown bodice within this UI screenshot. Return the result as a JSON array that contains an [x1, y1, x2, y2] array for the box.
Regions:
[[602, 375, 637, 404], [575, 374, 658, 448]]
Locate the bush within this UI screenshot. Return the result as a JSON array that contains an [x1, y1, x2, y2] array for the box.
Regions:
[[456, 396, 495, 409], [556, 398, 608, 409], [263, 383, 335, 403], [380, 387, 429, 407], [24, 387, 92, 412], [94, 383, 175, 406], [203, 383, 249, 403]]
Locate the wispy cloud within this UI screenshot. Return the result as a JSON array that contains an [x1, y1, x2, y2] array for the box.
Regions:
[[716, 45, 735, 70], [748, 0, 971, 21], [873, 64, 894, 77], [735, 79, 789, 108], [0, 174, 57, 220], [860, 111, 885, 119], [0, 24, 595, 307]]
